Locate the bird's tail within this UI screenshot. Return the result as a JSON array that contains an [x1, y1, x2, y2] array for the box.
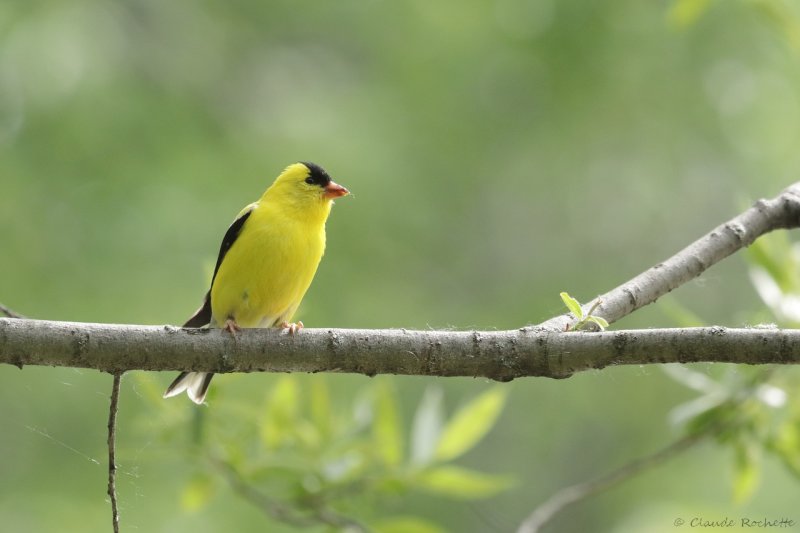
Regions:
[[162, 372, 214, 404]]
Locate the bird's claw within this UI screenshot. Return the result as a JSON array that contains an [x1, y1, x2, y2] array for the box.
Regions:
[[280, 321, 304, 335], [224, 318, 241, 335]]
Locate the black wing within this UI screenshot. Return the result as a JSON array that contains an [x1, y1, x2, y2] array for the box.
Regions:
[[182, 205, 255, 327], [183, 291, 213, 327]]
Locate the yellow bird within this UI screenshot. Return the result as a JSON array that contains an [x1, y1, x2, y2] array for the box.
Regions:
[[163, 162, 349, 404]]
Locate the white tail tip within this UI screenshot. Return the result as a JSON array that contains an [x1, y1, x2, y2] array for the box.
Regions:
[[163, 372, 213, 404]]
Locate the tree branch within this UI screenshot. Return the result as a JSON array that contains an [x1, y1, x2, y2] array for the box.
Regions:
[[536, 182, 800, 331], [1, 319, 799, 379], [516, 429, 709, 533]]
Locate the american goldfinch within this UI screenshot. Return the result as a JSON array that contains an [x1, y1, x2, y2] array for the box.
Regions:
[[163, 162, 349, 404]]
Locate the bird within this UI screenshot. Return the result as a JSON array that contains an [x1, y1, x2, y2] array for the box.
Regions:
[[163, 161, 349, 404]]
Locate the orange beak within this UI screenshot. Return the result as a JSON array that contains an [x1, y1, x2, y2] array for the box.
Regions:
[[323, 181, 349, 199]]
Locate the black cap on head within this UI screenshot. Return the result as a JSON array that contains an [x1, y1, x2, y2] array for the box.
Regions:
[[301, 161, 332, 187]]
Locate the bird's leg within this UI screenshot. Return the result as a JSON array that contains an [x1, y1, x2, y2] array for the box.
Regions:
[[280, 321, 304, 335], [223, 318, 241, 335]]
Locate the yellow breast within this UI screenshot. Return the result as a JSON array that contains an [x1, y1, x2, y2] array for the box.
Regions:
[[210, 202, 326, 328]]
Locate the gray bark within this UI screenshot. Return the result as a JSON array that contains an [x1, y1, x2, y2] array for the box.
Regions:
[[1, 319, 798, 378]]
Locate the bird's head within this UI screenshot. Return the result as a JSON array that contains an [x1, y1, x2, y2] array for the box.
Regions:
[[262, 162, 349, 222], [268, 162, 349, 204]]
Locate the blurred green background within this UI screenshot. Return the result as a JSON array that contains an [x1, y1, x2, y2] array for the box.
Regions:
[[3, 0, 800, 531]]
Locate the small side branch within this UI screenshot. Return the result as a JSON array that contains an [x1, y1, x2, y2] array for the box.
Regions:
[[215, 460, 368, 531], [536, 183, 800, 331], [516, 430, 706, 533], [0, 303, 24, 319], [107, 372, 122, 533]]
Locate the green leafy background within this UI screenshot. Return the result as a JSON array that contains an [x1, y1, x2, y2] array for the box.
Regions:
[[2, 0, 800, 531]]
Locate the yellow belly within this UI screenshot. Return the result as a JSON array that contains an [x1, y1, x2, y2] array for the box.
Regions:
[[210, 208, 325, 328]]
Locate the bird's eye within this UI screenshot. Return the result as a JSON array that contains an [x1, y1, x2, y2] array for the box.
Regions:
[[305, 177, 315, 185]]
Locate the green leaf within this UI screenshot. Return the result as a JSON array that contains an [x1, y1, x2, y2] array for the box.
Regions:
[[767, 419, 800, 478], [260, 376, 301, 448], [752, 0, 800, 53], [411, 386, 444, 465], [586, 316, 608, 330], [746, 232, 799, 294], [686, 403, 737, 439], [372, 516, 447, 533], [415, 465, 515, 499], [560, 292, 583, 319], [180, 473, 216, 512], [373, 380, 404, 466], [309, 376, 333, 439], [733, 441, 760, 503], [435, 386, 508, 462]]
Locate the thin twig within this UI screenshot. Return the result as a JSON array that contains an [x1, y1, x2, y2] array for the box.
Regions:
[[0, 302, 24, 319], [107, 372, 122, 533], [514, 365, 772, 533], [215, 459, 369, 531], [516, 429, 708, 533]]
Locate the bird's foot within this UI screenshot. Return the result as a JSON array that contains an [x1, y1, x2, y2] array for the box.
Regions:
[[280, 321, 304, 335], [223, 318, 241, 335]]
